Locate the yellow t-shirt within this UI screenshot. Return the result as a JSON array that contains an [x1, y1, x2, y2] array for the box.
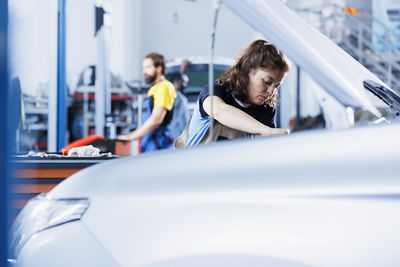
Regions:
[[146, 79, 177, 111]]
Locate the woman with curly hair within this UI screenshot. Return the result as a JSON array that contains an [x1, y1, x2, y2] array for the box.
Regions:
[[175, 39, 291, 148]]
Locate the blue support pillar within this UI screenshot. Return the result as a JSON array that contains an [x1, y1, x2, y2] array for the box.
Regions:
[[0, 0, 9, 265], [57, 0, 67, 150]]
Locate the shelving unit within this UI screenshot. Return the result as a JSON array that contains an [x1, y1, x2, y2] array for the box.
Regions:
[[68, 86, 139, 142], [17, 87, 141, 153], [20, 95, 49, 152]]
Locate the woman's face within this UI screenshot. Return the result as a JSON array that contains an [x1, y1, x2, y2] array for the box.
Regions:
[[247, 68, 285, 105]]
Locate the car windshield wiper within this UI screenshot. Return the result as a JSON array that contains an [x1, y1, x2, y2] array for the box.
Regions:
[[363, 80, 400, 117]]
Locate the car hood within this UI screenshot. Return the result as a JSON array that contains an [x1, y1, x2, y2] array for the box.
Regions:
[[48, 125, 400, 199], [222, 0, 383, 118], [45, 125, 400, 266]]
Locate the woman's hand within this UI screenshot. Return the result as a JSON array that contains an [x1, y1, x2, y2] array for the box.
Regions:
[[261, 127, 290, 136], [118, 135, 132, 141]]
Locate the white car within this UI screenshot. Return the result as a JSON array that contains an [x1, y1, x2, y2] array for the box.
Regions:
[[9, 0, 400, 266], [10, 124, 400, 267]]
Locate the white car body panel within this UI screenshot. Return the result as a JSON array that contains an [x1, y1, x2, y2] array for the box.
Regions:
[[16, 221, 120, 267], [32, 124, 400, 266]]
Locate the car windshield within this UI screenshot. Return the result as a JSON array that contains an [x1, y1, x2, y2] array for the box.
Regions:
[[183, 70, 225, 102], [166, 63, 230, 103]]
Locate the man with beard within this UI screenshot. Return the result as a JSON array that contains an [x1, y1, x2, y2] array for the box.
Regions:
[[119, 53, 177, 153]]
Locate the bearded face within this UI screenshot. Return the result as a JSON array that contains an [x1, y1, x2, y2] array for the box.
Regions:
[[142, 58, 161, 85], [144, 73, 157, 85]]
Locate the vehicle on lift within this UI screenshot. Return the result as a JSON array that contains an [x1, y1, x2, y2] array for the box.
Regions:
[[9, 0, 400, 266]]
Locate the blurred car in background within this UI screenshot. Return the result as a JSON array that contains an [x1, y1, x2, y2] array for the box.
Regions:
[[165, 56, 233, 113]]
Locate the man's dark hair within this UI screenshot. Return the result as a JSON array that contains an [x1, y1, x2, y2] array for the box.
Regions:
[[145, 52, 165, 75], [218, 39, 290, 107]]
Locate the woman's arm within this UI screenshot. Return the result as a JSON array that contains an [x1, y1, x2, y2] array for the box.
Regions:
[[203, 96, 289, 136], [118, 106, 167, 141]]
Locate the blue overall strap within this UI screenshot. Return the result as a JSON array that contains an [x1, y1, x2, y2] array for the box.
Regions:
[[140, 96, 174, 152], [186, 101, 210, 147], [166, 91, 189, 140]]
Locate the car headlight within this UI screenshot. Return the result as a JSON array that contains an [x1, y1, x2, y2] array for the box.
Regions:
[[9, 193, 90, 259]]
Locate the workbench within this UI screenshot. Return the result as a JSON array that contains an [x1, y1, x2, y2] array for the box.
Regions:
[[11, 156, 118, 219]]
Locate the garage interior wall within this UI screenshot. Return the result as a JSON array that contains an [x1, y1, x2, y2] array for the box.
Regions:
[[11, 0, 262, 95], [9, 0, 373, 96]]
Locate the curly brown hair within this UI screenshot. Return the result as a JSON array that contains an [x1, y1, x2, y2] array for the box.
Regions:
[[218, 40, 290, 107]]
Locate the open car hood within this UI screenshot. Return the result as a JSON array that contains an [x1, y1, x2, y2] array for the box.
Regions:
[[222, 0, 383, 118]]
